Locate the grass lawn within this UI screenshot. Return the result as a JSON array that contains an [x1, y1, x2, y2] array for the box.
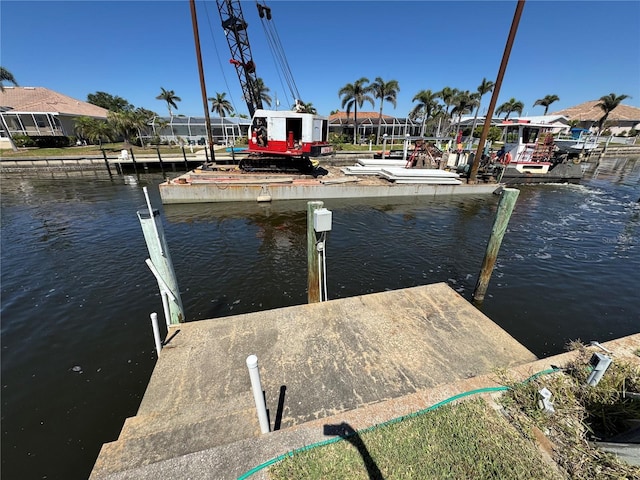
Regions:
[[268, 347, 640, 480]]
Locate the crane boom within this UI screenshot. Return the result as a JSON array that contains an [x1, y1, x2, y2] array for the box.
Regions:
[[216, 0, 263, 117]]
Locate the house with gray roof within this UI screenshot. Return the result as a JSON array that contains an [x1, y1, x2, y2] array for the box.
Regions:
[[0, 86, 107, 148]]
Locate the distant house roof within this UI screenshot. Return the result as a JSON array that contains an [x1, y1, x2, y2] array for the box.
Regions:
[[0, 86, 107, 118], [551, 101, 640, 122]]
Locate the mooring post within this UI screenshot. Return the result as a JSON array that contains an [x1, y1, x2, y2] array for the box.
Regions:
[[150, 312, 162, 357], [246, 355, 270, 434], [181, 145, 190, 172], [307, 201, 324, 303], [100, 149, 113, 177], [128, 147, 138, 175], [472, 187, 520, 303], [155, 147, 166, 177], [137, 188, 185, 324]]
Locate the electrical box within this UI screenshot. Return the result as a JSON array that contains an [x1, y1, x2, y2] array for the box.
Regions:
[[586, 353, 612, 386], [313, 208, 332, 232]]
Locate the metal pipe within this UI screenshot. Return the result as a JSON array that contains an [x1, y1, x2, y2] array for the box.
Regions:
[[469, 0, 526, 183], [150, 312, 162, 356], [189, 0, 216, 165], [246, 355, 270, 434]]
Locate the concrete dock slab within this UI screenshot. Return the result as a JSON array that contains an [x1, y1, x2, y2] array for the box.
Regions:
[[91, 282, 539, 478]]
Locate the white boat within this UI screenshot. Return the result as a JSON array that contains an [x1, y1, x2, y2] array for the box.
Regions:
[[553, 128, 599, 153]]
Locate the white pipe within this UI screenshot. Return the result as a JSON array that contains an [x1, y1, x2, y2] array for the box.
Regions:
[[246, 355, 270, 434], [161, 291, 171, 329], [322, 240, 328, 302], [150, 312, 162, 357], [145, 258, 177, 302]]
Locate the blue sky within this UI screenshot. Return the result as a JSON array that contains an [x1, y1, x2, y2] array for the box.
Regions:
[[2, 1, 639, 118]]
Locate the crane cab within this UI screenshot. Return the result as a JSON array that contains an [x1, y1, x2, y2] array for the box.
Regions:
[[249, 109, 333, 157]]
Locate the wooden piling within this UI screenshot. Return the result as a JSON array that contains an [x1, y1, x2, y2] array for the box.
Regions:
[[101, 149, 113, 176], [129, 148, 138, 175], [307, 201, 323, 303], [181, 146, 189, 172], [473, 187, 520, 303], [156, 147, 166, 177]]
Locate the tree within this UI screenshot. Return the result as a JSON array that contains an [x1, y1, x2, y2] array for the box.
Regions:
[[496, 98, 524, 120], [533, 94, 560, 115], [369, 77, 399, 144], [74, 116, 114, 146], [87, 91, 133, 112], [596, 92, 630, 133], [450, 90, 479, 143], [156, 87, 181, 117], [108, 110, 149, 146], [410, 89, 439, 136], [293, 101, 316, 114], [0, 67, 19, 151], [0, 66, 18, 92], [469, 78, 495, 143], [338, 77, 374, 145], [253, 78, 272, 108], [208, 92, 234, 117]]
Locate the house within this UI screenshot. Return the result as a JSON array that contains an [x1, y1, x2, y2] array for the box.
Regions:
[[551, 101, 640, 136], [328, 111, 421, 142], [0, 86, 107, 148]]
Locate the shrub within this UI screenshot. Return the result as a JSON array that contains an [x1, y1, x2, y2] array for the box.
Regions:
[[11, 135, 35, 147]]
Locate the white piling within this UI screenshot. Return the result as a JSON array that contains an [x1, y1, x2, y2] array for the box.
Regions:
[[150, 312, 162, 357], [246, 354, 270, 434]]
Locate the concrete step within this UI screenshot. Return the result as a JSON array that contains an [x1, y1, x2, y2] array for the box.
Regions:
[[118, 392, 256, 440], [91, 408, 260, 479]]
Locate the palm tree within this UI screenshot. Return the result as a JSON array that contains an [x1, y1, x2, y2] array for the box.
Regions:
[[369, 77, 400, 144], [0, 66, 18, 92], [437, 87, 460, 137], [74, 117, 114, 146], [596, 92, 630, 133], [338, 77, 374, 145], [208, 92, 234, 117], [253, 78, 272, 108], [0, 67, 19, 151], [533, 94, 560, 115], [451, 90, 479, 144], [496, 98, 524, 120], [108, 110, 148, 146], [410, 89, 439, 136], [156, 87, 181, 117], [293, 101, 316, 114], [469, 78, 495, 143]]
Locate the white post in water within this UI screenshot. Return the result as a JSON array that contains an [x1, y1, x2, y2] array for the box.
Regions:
[[246, 354, 270, 434], [150, 312, 162, 356], [138, 187, 185, 324]]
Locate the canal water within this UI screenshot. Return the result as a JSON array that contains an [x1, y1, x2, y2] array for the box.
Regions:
[[1, 157, 639, 479]]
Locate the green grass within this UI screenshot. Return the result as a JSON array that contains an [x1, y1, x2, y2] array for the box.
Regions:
[[268, 397, 562, 480], [268, 348, 640, 480]]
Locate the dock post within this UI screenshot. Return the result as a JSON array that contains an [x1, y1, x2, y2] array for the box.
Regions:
[[181, 145, 190, 172], [472, 187, 520, 304], [129, 148, 138, 175], [155, 147, 166, 177], [246, 355, 270, 434], [150, 312, 162, 357], [307, 201, 324, 303], [137, 188, 185, 324], [100, 149, 113, 177]]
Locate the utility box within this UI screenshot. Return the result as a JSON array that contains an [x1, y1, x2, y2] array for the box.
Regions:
[[313, 208, 332, 232]]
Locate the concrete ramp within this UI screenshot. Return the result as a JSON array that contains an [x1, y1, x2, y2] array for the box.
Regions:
[[91, 282, 536, 478]]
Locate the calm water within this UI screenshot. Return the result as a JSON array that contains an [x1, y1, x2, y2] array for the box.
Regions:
[[1, 158, 639, 479]]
